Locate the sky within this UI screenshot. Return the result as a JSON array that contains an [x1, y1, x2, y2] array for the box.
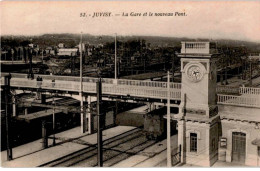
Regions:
[[1, 1, 260, 42]]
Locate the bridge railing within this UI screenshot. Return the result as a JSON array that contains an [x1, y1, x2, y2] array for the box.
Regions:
[[239, 87, 260, 95], [216, 85, 260, 96], [216, 85, 240, 94], [117, 79, 181, 89], [1, 73, 181, 89], [1, 75, 259, 107], [102, 84, 181, 100], [3, 78, 181, 100], [217, 94, 260, 107]]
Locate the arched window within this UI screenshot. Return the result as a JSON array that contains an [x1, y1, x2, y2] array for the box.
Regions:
[[190, 133, 197, 152]]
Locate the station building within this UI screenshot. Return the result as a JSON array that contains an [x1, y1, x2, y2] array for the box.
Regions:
[[174, 42, 260, 166]]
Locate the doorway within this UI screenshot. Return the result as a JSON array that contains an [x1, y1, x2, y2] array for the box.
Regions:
[[232, 132, 246, 163]]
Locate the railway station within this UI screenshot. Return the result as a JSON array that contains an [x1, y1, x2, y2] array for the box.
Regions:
[[1, 41, 260, 167]]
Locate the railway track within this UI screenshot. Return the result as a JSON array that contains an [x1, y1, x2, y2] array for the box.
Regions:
[[40, 127, 158, 167]]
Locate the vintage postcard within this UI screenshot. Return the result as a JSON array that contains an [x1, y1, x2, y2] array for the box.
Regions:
[[1, 0, 260, 168]]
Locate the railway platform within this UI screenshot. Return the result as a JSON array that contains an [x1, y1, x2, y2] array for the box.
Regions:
[[113, 134, 178, 167], [1, 125, 137, 167]]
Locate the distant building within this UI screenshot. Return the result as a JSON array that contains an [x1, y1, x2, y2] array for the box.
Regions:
[[50, 50, 56, 55], [28, 43, 39, 49], [45, 47, 53, 54], [87, 46, 93, 56], [249, 54, 260, 62], [28, 43, 34, 48], [58, 43, 65, 48], [57, 48, 78, 56], [76, 43, 85, 53]]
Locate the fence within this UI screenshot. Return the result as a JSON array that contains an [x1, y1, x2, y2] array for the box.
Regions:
[[1, 73, 260, 107], [216, 85, 240, 95], [217, 94, 260, 107], [5, 78, 182, 100], [239, 87, 260, 95]]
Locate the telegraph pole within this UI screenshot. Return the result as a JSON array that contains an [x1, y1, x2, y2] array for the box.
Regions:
[[42, 49, 44, 63], [80, 32, 85, 133], [5, 74, 13, 161], [167, 71, 171, 167], [52, 97, 56, 146], [172, 53, 175, 82], [28, 48, 34, 79], [115, 33, 117, 80], [249, 59, 252, 86], [97, 77, 103, 167]]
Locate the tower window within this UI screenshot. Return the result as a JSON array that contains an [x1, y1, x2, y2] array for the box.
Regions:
[[190, 133, 197, 152]]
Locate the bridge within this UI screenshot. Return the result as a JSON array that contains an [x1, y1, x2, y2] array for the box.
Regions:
[[1, 72, 260, 108]]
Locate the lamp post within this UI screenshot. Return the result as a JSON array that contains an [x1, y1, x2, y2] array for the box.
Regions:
[[167, 71, 172, 167]]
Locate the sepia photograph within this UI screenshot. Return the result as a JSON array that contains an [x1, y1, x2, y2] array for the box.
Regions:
[[0, 0, 260, 168]]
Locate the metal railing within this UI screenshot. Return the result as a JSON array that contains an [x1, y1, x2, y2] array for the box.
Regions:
[[117, 79, 181, 89], [217, 94, 260, 107], [1, 73, 181, 89], [5, 77, 182, 100], [1, 73, 259, 107], [239, 87, 260, 95], [216, 85, 240, 94]]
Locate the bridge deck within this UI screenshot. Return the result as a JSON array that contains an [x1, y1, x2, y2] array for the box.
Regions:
[[1, 73, 182, 101], [1, 73, 260, 108]]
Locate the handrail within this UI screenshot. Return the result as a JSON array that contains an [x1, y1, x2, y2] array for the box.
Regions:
[[217, 94, 260, 107], [239, 87, 260, 95], [3, 77, 181, 100], [1, 73, 259, 108], [216, 85, 240, 94], [1, 72, 181, 89]]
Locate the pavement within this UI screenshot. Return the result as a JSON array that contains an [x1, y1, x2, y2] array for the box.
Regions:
[[1, 124, 179, 168], [212, 161, 247, 167], [181, 160, 247, 167], [1, 125, 137, 167]]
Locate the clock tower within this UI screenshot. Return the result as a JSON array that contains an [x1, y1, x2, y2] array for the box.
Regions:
[[176, 42, 220, 166]]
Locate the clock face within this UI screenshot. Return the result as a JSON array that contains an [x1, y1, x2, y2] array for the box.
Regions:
[[187, 65, 204, 82]]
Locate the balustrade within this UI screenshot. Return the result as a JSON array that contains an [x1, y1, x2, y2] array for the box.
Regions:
[[216, 85, 240, 94], [1, 74, 259, 107], [217, 94, 260, 107], [3, 77, 181, 100], [239, 87, 260, 95]]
